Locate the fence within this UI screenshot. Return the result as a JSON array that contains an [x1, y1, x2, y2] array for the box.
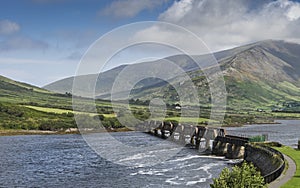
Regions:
[[229, 134, 269, 143], [249, 135, 267, 142]]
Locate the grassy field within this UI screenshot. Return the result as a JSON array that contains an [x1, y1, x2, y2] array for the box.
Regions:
[[24, 105, 115, 118], [25, 105, 75, 114], [273, 146, 300, 188], [272, 112, 300, 119]]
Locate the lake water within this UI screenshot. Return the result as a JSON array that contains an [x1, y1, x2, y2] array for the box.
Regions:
[[1, 120, 299, 187], [226, 120, 300, 147]]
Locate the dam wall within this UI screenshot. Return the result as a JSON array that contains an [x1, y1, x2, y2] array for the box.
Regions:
[[212, 135, 285, 184]]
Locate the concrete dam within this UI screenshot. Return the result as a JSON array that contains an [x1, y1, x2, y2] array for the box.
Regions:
[[137, 120, 286, 184]]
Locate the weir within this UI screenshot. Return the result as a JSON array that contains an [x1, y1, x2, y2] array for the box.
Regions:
[[137, 121, 285, 184], [136, 120, 225, 152]]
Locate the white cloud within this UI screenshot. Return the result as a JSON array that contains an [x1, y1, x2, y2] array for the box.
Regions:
[[132, 24, 206, 55], [0, 20, 20, 35], [133, 0, 300, 51], [100, 0, 169, 19], [159, 0, 193, 22], [285, 2, 300, 20]]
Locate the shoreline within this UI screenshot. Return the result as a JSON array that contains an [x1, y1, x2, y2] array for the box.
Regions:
[[1, 119, 297, 136], [0, 127, 132, 136], [0, 129, 77, 136], [223, 121, 281, 127]]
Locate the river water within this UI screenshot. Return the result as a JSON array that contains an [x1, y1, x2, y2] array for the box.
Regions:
[[0, 132, 227, 188], [1, 120, 298, 187]]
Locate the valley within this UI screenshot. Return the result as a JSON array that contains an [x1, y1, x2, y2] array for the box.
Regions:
[[1, 40, 300, 134]]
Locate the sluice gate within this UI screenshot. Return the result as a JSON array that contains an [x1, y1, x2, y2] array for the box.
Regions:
[[135, 120, 226, 152]]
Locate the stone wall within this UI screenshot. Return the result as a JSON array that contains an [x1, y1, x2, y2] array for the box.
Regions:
[[212, 136, 285, 183], [244, 144, 284, 177]]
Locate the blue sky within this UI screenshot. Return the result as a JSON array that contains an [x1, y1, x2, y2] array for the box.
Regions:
[[1, 0, 300, 86]]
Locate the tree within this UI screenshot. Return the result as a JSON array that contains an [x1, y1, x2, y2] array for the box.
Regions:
[[210, 161, 266, 188], [65, 92, 72, 97]]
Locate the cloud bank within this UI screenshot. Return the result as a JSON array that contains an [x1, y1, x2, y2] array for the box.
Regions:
[[134, 0, 300, 51]]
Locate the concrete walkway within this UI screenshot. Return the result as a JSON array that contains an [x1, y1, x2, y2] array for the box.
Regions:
[[268, 154, 296, 188]]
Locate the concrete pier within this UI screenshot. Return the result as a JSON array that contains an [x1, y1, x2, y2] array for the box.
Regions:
[[141, 121, 221, 152]]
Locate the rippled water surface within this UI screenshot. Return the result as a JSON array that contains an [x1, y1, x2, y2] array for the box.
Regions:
[[0, 132, 227, 187], [2, 120, 298, 187], [227, 120, 300, 147]]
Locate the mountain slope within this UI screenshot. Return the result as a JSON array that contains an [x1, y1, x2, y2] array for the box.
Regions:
[[0, 74, 74, 107], [129, 40, 300, 109], [0, 75, 50, 94], [220, 40, 300, 83], [44, 40, 300, 110], [43, 49, 235, 96]]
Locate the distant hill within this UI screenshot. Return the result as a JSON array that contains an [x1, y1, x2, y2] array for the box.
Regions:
[[44, 40, 300, 110]]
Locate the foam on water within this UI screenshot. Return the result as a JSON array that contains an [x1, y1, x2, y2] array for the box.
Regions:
[[165, 176, 182, 185], [186, 175, 207, 186], [118, 153, 156, 162], [167, 155, 203, 162], [130, 168, 169, 176]]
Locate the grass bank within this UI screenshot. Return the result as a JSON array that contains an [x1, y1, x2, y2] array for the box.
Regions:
[[273, 146, 300, 188]]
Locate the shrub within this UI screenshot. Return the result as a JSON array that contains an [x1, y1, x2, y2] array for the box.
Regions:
[[210, 161, 266, 188]]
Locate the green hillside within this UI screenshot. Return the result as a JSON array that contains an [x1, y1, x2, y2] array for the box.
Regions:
[[0, 76, 124, 132]]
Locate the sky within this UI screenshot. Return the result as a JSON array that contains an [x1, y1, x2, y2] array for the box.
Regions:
[[1, 0, 300, 86]]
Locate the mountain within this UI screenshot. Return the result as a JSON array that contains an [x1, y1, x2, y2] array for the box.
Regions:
[[44, 40, 300, 110], [221, 40, 300, 109], [220, 40, 300, 83], [130, 40, 300, 110], [43, 46, 238, 97]]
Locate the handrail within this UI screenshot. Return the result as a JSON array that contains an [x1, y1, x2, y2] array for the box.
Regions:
[[225, 135, 250, 141]]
